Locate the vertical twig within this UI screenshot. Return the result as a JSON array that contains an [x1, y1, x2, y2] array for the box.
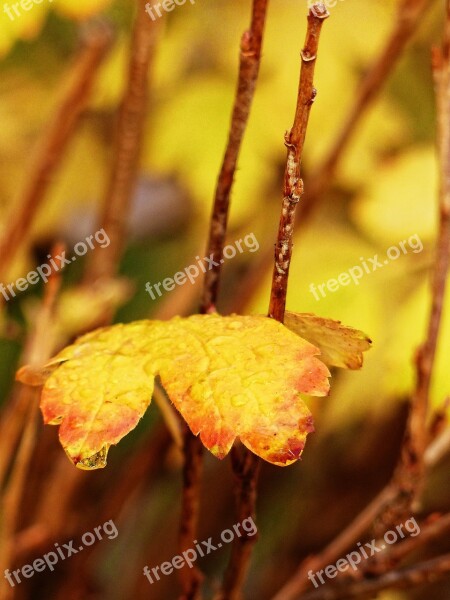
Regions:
[[412, 0, 450, 463], [269, 3, 329, 322], [214, 446, 261, 600], [218, 6, 328, 597], [0, 22, 112, 282], [201, 2, 270, 598], [228, 0, 433, 317], [178, 423, 205, 600], [201, 0, 269, 313], [85, 0, 160, 283], [389, 0, 450, 507], [178, 2, 270, 598], [300, 0, 433, 220]]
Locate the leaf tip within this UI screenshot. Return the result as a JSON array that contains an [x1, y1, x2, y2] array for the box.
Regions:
[[71, 445, 110, 471]]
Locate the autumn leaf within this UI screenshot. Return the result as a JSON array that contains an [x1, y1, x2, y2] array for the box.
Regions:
[[284, 312, 372, 370], [16, 314, 335, 469]]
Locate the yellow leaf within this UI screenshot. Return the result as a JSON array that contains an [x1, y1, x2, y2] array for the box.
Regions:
[[284, 312, 372, 370], [16, 314, 331, 469]]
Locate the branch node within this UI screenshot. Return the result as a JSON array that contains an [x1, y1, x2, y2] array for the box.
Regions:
[[309, 3, 330, 20], [301, 49, 317, 62]]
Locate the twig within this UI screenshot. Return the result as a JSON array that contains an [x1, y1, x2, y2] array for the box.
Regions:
[[0, 241, 67, 489], [271, 424, 450, 600], [410, 0, 450, 468], [323, 513, 450, 583], [265, 5, 331, 597], [205, 2, 271, 597], [380, 0, 450, 516], [201, 0, 269, 313], [34, 426, 173, 600], [228, 0, 433, 317], [269, 3, 328, 322], [0, 22, 112, 282], [271, 484, 397, 600], [371, 512, 450, 571], [85, 1, 160, 283], [214, 446, 261, 600], [220, 1, 329, 593], [178, 423, 204, 600], [298, 0, 434, 222], [11, 5, 162, 573], [1, 7, 160, 596], [0, 391, 41, 600], [298, 553, 450, 600], [177, 2, 270, 597]]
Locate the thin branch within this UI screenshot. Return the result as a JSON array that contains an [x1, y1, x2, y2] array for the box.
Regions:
[[228, 0, 433, 317], [177, 3, 271, 598], [298, 553, 450, 600], [381, 0, 450, 514], [9, 7, 162, 575], [205, 2, 271, 597], [85, 1, 160, 283], [371, 512, 450, 571], [321, 513, 450, 583], [269, 2, 329, 322], [214, 446, 261, 600], [178, 423, 204, 600], [0, 242, 69, 489], [408, 0, 450, 467], [271, 484, 398, 600], [271, 420, 450, 600], [299, 0, 434, 221], [0, 22, 112, 282], [200, 0, 269, 313]]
